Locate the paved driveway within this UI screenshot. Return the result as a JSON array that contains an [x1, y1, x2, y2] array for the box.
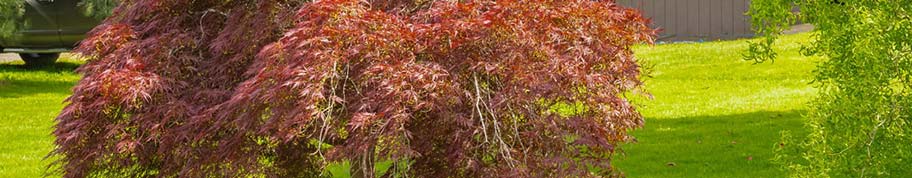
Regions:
[[0, 53, 18, 63]]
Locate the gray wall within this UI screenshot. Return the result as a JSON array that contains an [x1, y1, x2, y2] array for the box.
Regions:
[[617, 0, 754, 41]]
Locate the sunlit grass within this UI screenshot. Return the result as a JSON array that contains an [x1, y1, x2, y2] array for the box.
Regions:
[[613, 33, 820, 177], [0, 56, 83, 177]]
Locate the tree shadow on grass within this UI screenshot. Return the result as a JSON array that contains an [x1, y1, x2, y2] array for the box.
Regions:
[[615, 110, 809, 177], [0, 61, 82, 73], [637, 111, 807, 141], [0, 62, 82, 98]]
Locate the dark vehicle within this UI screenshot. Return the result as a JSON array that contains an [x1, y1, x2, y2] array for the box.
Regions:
[[0, 0, 101, 66]]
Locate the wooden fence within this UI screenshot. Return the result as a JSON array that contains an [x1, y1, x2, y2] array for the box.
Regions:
[[616, 0, 755, 41]]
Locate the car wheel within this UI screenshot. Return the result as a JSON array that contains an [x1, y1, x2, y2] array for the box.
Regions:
[[19, 53, 60, 67]]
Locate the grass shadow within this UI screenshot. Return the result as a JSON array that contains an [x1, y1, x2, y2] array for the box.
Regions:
[[615, 110, 809, 177], [0, 62, 82, 98], [0, 62, 82, 73]]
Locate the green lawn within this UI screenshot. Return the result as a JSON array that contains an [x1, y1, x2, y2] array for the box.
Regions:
[[614, 33, 820, 177], [0, 57, 82, 177], [0, 33, 820, 177]]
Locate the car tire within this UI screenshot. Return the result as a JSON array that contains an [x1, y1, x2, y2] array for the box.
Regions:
[[19, 53, 60, 67]]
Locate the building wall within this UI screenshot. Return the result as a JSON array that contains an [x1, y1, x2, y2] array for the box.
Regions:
[[617, 0, 754, 41]]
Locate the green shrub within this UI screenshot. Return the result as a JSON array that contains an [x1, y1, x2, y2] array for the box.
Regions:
[[748, 1, 912, 177], [0, 0, 23, 39], [0, 0, 115, 38]]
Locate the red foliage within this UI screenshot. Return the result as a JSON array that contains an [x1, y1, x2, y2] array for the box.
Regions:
[[54, 0, 654, 177]]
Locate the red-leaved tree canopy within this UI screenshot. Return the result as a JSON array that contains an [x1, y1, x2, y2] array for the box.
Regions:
[[54, 0, 654, 177]]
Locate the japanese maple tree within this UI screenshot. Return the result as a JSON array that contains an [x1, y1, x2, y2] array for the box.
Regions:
[[54, 0, 654, 177]]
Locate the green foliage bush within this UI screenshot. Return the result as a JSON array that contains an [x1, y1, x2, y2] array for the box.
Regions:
[[0, 0, 23, 39], [748, 0, 912, 177], [78, 0, 118, 20], [0, 0, 115, 38]]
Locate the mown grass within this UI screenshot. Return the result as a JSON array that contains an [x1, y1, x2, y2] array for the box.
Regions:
[[613, 33, 820, 177], [0, 33, 820, 177], [0, 57, 82, 178]]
